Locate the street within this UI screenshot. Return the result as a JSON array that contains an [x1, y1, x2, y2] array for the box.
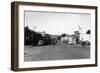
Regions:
[[24, 43, 90, 62]]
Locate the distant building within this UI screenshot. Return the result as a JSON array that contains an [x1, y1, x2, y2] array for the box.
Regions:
[[61, 35, 69, 44], [74, 31, 80, 44], [50, 35, 59, 39], [37, 31, 46, 37], [61, 31, 80, 44], [68, 35, 75, 44]]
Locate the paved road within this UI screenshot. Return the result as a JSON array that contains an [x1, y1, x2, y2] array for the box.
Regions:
[[24, 43, 90, 62]]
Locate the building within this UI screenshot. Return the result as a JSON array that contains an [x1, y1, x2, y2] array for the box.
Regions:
[[61, 31, 80, 44], [74, 31, 80, 44]]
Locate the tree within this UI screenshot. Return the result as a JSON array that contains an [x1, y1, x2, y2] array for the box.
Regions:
[[24, 26, 32, 45], [86, 30, 90, 34], [86, 30, 91, 43], [61, 33, 66, 37]]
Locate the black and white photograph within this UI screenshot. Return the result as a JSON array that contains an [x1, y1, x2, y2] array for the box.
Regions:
[[24, 11, 91, 62], [11, 1, 97, 71]]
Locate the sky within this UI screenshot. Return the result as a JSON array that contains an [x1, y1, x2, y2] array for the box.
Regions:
[[25, 11, 91, 41]]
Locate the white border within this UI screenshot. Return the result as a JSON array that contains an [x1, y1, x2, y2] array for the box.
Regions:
[[19, 5, 96, 68]]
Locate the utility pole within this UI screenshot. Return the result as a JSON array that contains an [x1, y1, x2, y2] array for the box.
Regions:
[[78, 26, 82, 41]]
